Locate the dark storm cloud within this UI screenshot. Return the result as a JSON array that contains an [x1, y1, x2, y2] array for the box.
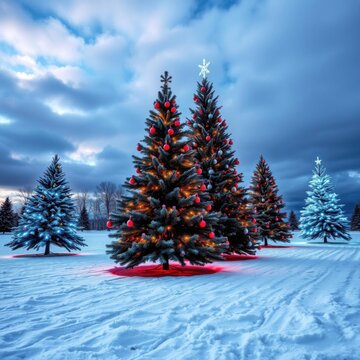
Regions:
[[31, 75, 118, 111]]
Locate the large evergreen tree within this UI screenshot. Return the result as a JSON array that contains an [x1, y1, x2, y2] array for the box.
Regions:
[[186, 61, 258, 255], [78, 206, 91, 231], [0, 197, 15, 233], [300, 157, 351, 243], [289, 210, 299, 231], [351, 204, 360, 231], [107, 71, 227, 270], [248, 156, 291, 246], [6, 155, 86, 255]]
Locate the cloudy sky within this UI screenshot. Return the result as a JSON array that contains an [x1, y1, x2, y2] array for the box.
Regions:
[[0, 0, 359, 215]]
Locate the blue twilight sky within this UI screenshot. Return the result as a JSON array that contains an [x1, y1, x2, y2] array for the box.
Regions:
[[0, 0, 359, 215]]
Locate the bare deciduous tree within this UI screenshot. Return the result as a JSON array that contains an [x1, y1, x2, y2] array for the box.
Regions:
[[96, 181, 117, 216], [17, 187, 33, 205]]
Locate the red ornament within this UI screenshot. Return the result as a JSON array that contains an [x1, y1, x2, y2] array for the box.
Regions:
[[136, 168, 141, 174], [129, 177, 136, 185], [194, 196, 201, 204], [266, 224, 270, 228], [199, 109, 203, 115], [199, 219, 206, 228], [164, 101, 170, 108], [223, 139, 228, 144], [206, 135, 211, 141], [193, 95, 198, 102], [154, 102, 160, 109], [206, 204, 212, 211], [171, 107, 176, 113], [217, 117, 222, 123], [163, 143, 170, 151], [229, 139, 233, 145], [234, 159, 239, 165], [175, 120, 181, 127], [275, 217, 279, 221], [193, 142, 198, 148], [196, 167, 202, 175], [252, 228, 258, 233], [200, 183, 206, 191], [127, 219, 134, 227], [137, 144, 142, 151], [149, 126, 156, 135], [106, 220, 113, 229], [251, 218, 256, 224], [192, 114, 197, 119], [209, 231, 215, 239], [201, 86, 206, 92], [183, 144, 190, 151], [168, 128, 174, 135]]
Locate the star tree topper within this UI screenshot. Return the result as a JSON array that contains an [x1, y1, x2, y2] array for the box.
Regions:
[[315, 156, 322, 166], [199, 59, 210, 78]]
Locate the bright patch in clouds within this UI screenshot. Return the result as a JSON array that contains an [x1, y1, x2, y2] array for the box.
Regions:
[[68, 145, 101, 166]]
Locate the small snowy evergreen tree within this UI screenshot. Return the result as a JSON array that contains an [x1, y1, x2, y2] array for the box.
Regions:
[[78, 206, 91, 231], [289, 210, 299, 230], [0, 197, 15, 233], [6, 155, 86, 254], [300, 157, 351, 243], [350, 204, 360, 231]]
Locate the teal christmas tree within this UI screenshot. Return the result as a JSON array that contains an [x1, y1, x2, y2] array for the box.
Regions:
[[6, 155, 86, 255], [300, 157, 351, 243], [107, 71, 227, 270], [186, 59, 258, 255]]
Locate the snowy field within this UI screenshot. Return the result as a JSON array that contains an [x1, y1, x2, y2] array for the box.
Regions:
[[0, 231, 359, 360]]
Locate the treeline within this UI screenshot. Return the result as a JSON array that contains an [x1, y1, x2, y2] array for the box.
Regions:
[[0, 181, 123, 233], [1, 189, 359, 234]]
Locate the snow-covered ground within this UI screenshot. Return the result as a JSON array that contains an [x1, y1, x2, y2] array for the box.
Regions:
[[0, 231, 359, 360]]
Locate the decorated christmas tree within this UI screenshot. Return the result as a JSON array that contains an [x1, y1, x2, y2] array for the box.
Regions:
[[289, 210, 299, 230], [300, 157, 351, 243], [78, 206, 90, 231], [351, 204, 360, 231], [0, 197, 16, 234], [107, 71, 227, 270], [248, 155, 291, 246], [186, 59, 258, 255], [6, 155, 86, 255]]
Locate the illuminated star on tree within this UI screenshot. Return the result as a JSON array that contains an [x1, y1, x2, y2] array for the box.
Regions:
[[198, 59, 210, 79], [315, 156, 322, 166]]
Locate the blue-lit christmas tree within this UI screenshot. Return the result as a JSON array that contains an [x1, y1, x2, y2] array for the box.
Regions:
[[6, 155, 86, 255], [300, 157, 351, 243]]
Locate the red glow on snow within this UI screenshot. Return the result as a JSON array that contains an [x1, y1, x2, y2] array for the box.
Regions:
[[107, 264, 224, 277], [8, 253, 90, 259], [259, 245, 295, 249], [222, 254, 259, 261]]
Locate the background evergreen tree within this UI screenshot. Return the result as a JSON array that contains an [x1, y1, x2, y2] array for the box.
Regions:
[[107, 71, 227, 270], [289, 210, 299, 230], [186, 61, 258, 255], [300, 157, 351, 243], [78, 206, 90, 231], [0, 197, 15, 233], [6, 155, 86, 255], [350, 204, 360, 231], [249, 156, 291, 246]]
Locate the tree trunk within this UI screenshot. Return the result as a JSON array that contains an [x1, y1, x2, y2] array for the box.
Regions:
[[44, 242, 50, 255], [162, 256, 169, 270], [264, 237, 268, 246], [324, 236, 328, 243]]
